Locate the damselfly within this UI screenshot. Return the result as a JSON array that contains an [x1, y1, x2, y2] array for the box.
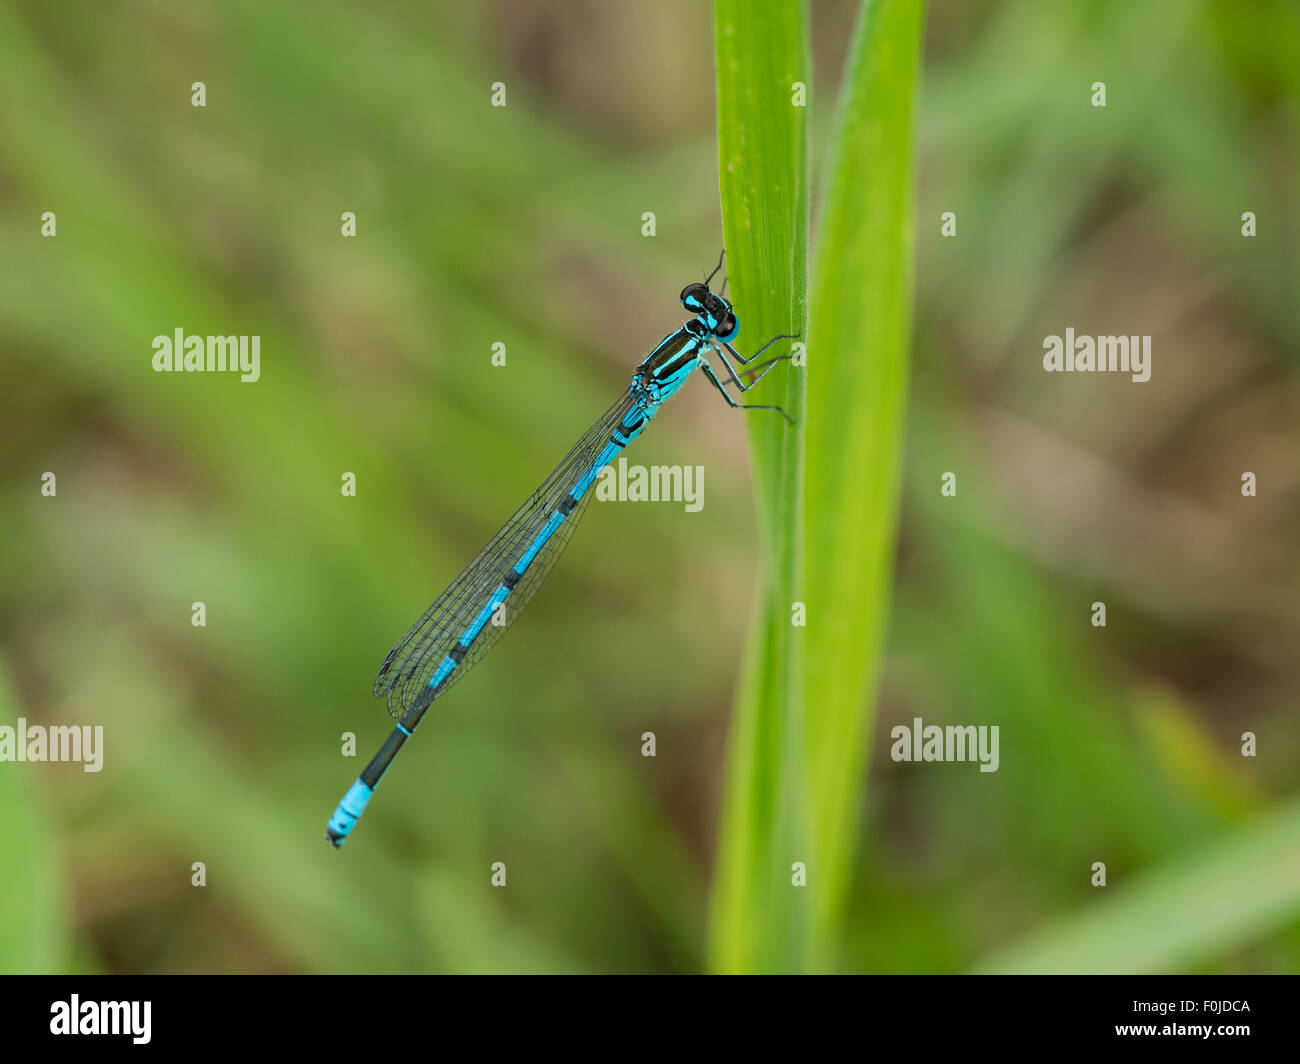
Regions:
[[326, 252, 796, 846]]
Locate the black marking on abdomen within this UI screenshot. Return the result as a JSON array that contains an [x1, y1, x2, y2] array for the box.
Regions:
[[615, 417, 644, 444]]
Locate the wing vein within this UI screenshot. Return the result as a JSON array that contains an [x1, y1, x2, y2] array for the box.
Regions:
[[373, 390, 640, 717]]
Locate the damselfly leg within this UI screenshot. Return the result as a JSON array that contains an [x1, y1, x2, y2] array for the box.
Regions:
[[698, 357, 794, 424], [728, 331, 800, 365], [705, 248, 726, 287]]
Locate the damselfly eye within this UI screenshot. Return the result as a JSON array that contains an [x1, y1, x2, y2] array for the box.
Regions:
[[680, 282, 709, 311], [714, 314, 739, 342]]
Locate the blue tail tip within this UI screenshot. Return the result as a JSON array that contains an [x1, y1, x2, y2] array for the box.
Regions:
[[325, 778, 373, 848]]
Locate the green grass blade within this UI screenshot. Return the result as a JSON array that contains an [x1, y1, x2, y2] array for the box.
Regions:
[[802, 0, 926, 961], [0, 665, 67, 973], [978, 796, 1300, 973], [708, 0, 812, 974]]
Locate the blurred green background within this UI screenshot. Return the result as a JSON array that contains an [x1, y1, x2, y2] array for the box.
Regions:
[[2, 0, 1298, 973]]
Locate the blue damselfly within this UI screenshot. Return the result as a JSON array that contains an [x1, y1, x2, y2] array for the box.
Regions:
[[326, 253, 796, 846]]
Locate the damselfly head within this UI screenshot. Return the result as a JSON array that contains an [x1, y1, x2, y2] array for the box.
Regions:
[[680, 282, 710, 314], [680, 282, 740, 343]]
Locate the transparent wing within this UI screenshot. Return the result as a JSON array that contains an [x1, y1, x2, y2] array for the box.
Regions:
[[374, 390, 639, 718]]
